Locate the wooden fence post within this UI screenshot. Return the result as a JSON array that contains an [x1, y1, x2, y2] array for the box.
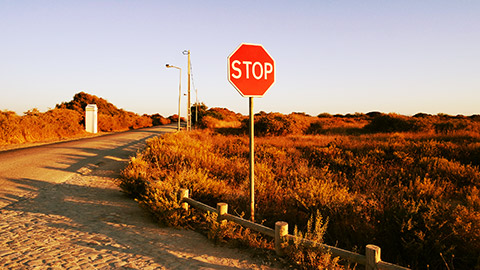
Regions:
[[275, 221, 288, 256], [217, 203, 228, 224], [179, 189, 189, 211], [366, 244, 381, 270]]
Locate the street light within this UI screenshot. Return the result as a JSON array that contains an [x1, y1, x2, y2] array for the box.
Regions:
[[166, 64, 182, 131]]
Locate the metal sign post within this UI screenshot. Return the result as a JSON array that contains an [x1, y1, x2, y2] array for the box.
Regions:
[[249, 97, 255, 221], [227, 43, 275, 222]]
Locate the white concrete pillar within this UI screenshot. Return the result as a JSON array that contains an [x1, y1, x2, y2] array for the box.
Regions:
[[85, 104, 98, 133]]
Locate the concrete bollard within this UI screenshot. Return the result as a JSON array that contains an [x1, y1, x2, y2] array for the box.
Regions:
[[85, 104, 98, 133], [216, 203, 228, 224], [275, 221, 289, 256], [179, 189, 189, 211], [366, 244, 381, 270]]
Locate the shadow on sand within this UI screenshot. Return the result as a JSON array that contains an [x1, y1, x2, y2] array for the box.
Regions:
[[5, 176, 246, 269], [1, 124, 257, 269]]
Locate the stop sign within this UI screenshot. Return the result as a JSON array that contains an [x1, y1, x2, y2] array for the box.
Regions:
[[228, 43, 275, 97]]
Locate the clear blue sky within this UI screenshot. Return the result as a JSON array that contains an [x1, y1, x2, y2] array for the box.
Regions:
[[1, 0, 479, 117]]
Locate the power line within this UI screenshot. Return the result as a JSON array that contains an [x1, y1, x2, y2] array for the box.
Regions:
[[190, 61, 197, 103], [189, 60, 200, 123]]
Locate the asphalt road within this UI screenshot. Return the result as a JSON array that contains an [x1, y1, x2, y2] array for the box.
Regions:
[[0, 124, 177, 208]]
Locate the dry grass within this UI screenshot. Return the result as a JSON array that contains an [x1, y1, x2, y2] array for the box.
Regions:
[[121, 112, 480, 269]]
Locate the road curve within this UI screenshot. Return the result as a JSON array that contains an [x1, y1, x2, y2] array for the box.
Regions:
[[0, 124, 177, 208]]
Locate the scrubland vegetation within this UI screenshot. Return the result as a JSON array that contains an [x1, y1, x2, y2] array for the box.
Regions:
[[1, 92, 171, 146], [121, 106, 480, 269], [56, 92, 155, 131], [0, 108, 86, 145]]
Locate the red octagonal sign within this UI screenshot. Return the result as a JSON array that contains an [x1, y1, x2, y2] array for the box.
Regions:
[[228, 43, 275, 97]]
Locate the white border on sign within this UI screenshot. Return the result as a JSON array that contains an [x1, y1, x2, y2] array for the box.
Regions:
[[227, 43, 276, 98]]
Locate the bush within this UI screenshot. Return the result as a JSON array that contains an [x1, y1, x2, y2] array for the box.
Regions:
[[0, 110, 22, 144], [366, 111, 383, 118], [241, 112, 312, 136], [1, 92, 156, 146], [56, 91, 119, 116], [0, 108, 85, 145], [364, 114, 425, 133], [194, 106, 244, 130], [57, 92, 153, 132], [168, 114, 185, 124], [317, 113, 332, 118], [306, 121, 324, 135], [150, 113, 171, 125], [434, 120, 468, 133]]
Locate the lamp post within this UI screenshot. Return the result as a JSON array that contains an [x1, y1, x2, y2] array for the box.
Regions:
[[166, 64, 182, 131]]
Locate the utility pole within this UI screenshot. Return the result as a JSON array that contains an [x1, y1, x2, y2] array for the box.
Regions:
[[183, 50, 191, 131]]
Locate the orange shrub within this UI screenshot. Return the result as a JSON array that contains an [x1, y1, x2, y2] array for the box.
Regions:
[[150, 113, 171, 125], [0, 108, 85, 145], [0, 110, 22, 144], [58, 92, 153, 132], [195, 106, 244, 130], [121, 120, 480, 269], [197, 115, 242, 130], [237, 112, 313, 136], [168, 114, 186, 124], [363, 113, 427, 133], [1, 92, 157, 146]]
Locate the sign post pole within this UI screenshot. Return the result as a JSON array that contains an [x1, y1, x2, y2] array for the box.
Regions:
[[249, 97, 255, 221], [227, 43, 275, 223]]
